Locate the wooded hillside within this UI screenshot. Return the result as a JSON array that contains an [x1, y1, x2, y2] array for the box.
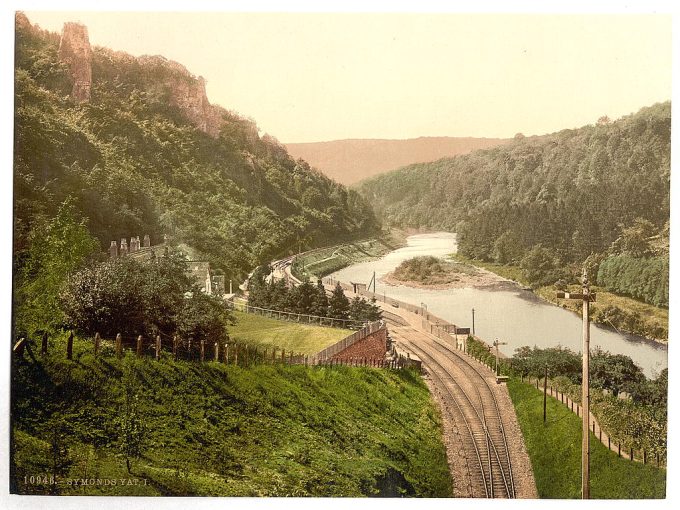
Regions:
[[14, 16, 379, 286], [357, 103, 670, 305]]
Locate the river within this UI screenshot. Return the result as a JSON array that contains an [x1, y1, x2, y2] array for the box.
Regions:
[[329, 232, 667, 377]]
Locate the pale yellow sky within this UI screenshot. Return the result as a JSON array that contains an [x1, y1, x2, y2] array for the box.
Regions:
[[23, 11, 671, 142]]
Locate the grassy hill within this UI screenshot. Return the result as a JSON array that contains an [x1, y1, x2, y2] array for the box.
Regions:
[[507, 378, 665, 498], [228, 310, 350, 355], [11, 334, 452, 497]]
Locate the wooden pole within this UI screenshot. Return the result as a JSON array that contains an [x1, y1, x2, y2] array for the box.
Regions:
[[582, 273, 591, 499], [41, 331, 48, 355], [214, 341, 219, 362], [557, 271, 594, 499], [155, 335, 161, 360], [543, 365, 548, 423], [67, 331, 74, 360], [94, 332, 101, 356], [200, 339, 205, 362], [116, 333, 122, 359], [136, 335, 143, 357]]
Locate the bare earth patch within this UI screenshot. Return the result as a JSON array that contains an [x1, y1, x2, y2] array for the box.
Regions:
[[382, 262, 513, 290]]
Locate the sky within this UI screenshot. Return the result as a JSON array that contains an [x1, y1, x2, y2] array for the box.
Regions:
[[20, 10, 672, 143]]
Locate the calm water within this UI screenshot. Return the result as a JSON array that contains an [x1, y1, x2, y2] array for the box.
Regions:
[[330, 232, 667, 377]]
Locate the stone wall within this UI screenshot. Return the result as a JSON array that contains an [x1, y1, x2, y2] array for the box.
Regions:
[[331, 328, 387, 361]]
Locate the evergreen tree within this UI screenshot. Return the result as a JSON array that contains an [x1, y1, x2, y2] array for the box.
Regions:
[[327, 283, 350, 320], [310, 280, 329, 317]]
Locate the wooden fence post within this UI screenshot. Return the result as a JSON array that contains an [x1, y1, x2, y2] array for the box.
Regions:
[[618, 443, 621, 457], [136, 335, 143, 357], [116, 333, 122, 359], [155, 335, 161, 360], [225, 343, 230, 364], [67, 331, 74, 360], [234, 344, 239, 366], [200, 339, 205, 362], [94, 332, 101, 356], [643, 450, 647, 465], [608, 436, 611, 450], [281, 349, 285, 364], [13, 338, 27, 357], [214, 341, 219, 362], [41, 331, 48, 355], [630, 448, 634, 462]]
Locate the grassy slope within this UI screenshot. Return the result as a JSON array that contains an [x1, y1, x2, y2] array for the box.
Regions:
[[452, 254, 668, 341], [293, 230, 407, 279], [228, 311, 349, 355], [12, 335, 452, 497], [507, 378, 665, 499]]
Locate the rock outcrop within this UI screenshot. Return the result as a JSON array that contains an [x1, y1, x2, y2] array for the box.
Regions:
[[19, 13, 238, 139], [137, 55, 226, 138], [58, 22, 92, 103]]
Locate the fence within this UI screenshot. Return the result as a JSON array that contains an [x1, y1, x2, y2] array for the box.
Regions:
[[229, 300, 365, 330], [314, 321, 383, 360], [322, 277, 479, 353], [521, 374, 666, 468], [14, 330, 418, 371]]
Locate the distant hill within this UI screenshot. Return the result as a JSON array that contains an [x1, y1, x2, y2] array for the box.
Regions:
[[285, 137, 510, 185]]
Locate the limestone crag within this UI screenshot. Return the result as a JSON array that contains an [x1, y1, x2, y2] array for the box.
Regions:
[[137, 55, 226, 137], [58, 22, 92, 103], [18, 11, 233, 138]]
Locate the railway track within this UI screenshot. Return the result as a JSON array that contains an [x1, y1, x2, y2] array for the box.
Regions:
[[392, 327, 515, 498]]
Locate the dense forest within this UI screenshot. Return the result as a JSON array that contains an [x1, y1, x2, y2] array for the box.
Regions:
[[357, 103, 670, 306], [13, 17, 379, 287]]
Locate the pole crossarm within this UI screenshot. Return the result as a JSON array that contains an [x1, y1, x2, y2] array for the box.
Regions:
[[556, 291, 596, 302]]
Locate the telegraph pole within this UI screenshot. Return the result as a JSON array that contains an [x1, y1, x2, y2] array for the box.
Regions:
[[471, 308, 476, 335], [492, 338, 507, 376], [556, 268, 595, 499]]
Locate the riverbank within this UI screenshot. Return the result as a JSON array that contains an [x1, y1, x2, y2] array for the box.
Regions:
[[451, 254, 668, 345], [292, 229, 408, 279]]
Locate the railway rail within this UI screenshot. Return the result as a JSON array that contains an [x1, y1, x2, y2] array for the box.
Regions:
[[392, 327, 515, 498]]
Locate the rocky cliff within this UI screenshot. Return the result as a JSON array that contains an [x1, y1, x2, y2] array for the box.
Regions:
[[21, 14, 227, 137], [58, 22, 92, 103], [136, 55, 226, 138]]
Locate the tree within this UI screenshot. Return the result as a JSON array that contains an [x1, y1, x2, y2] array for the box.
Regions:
[[492, 230, 524, 264], [288, 280, 316, 315], [60, 252, 231, 339], [348, 296, 382, 323], [176, 291, 233, 343], [327, 283, 350, 320], [519, 245, 562, 288], [15, 199, 99, 338], [310, 280, 329, 317], [590, 348, 645, 397], [610, 218, 657, 257]]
